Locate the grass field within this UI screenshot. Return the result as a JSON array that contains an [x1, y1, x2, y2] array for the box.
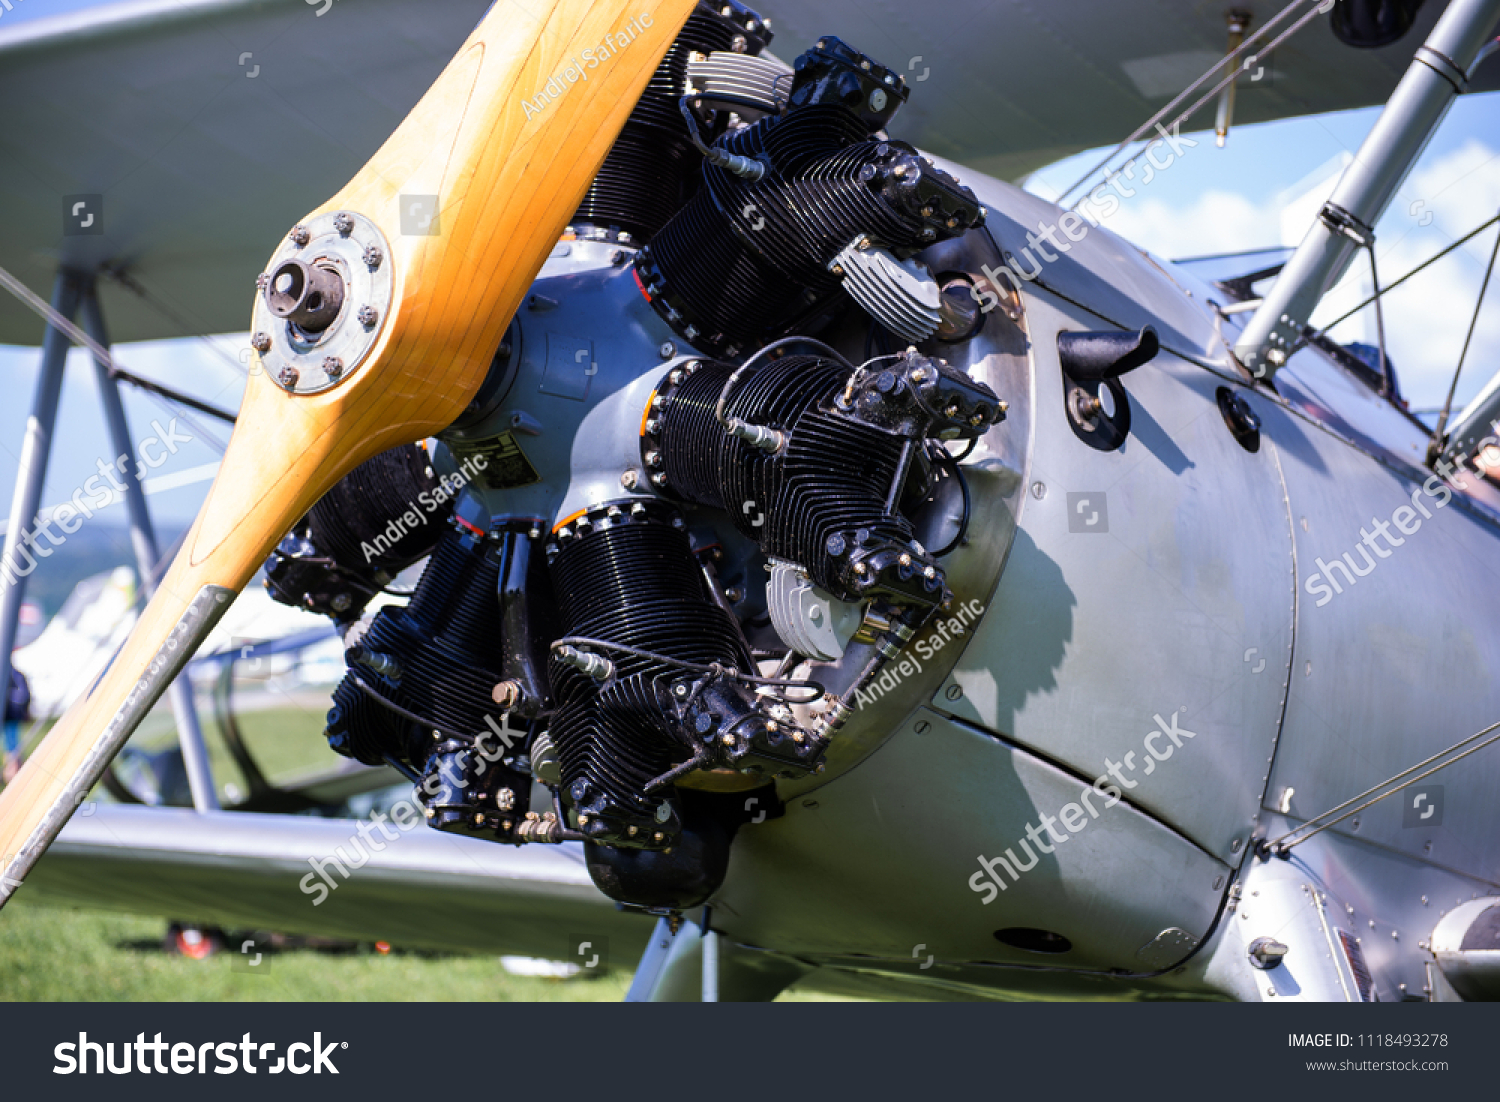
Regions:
[[0, 899, 861, 1002], [122, 687, 345, 803], [0, 897, 639, 1002]]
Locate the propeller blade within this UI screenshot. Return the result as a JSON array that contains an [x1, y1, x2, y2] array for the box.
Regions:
[[0, 0, 697, 906]]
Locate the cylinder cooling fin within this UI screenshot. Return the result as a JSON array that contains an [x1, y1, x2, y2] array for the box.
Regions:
[[276, 11, 1018, 917], [570, 0, 773, 244], [646, 350, 1004, 612], [635, 36, 985, 358], [324, 523, 542, 843], [544, 500, 825, 850], [263, 442, 451, 623]]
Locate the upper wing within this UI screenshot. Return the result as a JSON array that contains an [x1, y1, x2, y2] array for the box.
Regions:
[[3, 0, 1495, 346], [760, 0, 1500, 181], [0, 0, 493, 347]]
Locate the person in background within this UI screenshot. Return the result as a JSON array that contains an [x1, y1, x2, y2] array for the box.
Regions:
[[4, 667, 30, 784]]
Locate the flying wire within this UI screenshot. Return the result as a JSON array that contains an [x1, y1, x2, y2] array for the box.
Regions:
[[0, 262, 235, 454], [1264, 718, 1500, 855], [1056, 0, 1328, 207], [1427, 220, 1500, 461]]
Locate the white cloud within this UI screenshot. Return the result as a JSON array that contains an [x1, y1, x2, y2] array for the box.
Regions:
[[1071, 139, 1500, 410], [1095, 189, 1280, 260]]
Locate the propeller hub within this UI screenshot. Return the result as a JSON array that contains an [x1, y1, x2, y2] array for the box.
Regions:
[[265, 258, 345, 332], [250, 210, 393, 395]]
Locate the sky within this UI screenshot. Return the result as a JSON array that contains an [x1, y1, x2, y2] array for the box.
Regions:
[[1024, 92, 1500, 416], [2, 0, 1498, 531]]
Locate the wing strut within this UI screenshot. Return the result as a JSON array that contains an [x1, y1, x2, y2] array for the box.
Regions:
[[0, 267, 219, 814]]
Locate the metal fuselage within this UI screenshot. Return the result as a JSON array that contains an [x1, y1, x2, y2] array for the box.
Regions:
[[442, 152, 1500, 1001]]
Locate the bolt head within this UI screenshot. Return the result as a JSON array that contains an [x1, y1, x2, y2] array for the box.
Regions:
[[620, 468, 639, 491], [363, 245, 383, 270], [323, 356, 344, 378], [357, 305, 379, 328], [289, 224, 311, 246], [334, 212, 354, 236], [659, 342, 676, 359], [277, 365, 300, 388], [251, 332, 272, 353]]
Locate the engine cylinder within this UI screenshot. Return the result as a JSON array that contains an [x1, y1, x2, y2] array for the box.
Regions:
[[546, 503, 745, 846], [650, 351, 1002, 610], [635, 37, 984, 357], [571, 0, 773, 243], [264, 443, 449, 623], [326, 524, 535, 841]]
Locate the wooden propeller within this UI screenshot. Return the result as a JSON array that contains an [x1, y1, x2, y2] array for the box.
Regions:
[[0, 0, 697, 906]]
